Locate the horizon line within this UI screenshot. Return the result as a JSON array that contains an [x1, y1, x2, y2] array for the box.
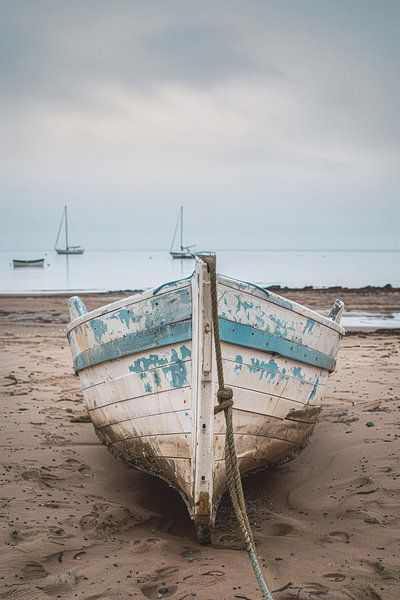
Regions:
[[1, 248, 400, 253]]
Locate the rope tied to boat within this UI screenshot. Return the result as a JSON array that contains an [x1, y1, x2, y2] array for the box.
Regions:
[[201, 253, 274, 600], [214, 388, 234, 414]]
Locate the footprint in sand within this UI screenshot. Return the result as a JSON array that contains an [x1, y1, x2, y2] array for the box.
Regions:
[[141, 566, 179, 599], [21, 468, 62, 488], [80, 501, 148, 539], [11, 525, 65, 543], [37, 570, 82, 597], [44, 499, 70, 509], [301, 582, 329, 596], [176, 569, 225, 590], [61, 458, 92, 477], [180, 548, 201, 562], [42, 431, 68, 445], [326, 530, 350, 543], [263, 522, 296, 537], [323, 572, 346, 582], [141, 583, 178, 599], [132, 537, 161, 553], [345, 582, 383, 599], [22, 561, 48, 580], [41, 407, 65, 419], [358, 560, 389, 576]]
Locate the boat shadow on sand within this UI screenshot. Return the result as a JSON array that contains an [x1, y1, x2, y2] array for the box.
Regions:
[[132, 460, 295, 549]]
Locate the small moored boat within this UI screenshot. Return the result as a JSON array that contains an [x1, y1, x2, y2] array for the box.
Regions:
[[13, 258, 45, 268], [170, 206, 195, 258], [55, 205, 84, 255], [66, 254, 344, 542]]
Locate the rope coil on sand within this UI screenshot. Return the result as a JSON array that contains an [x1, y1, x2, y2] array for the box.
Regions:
[[201, 254, 274, 600]]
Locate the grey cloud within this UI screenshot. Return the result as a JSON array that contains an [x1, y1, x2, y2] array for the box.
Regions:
[[0, 2, 277, 108], [0, 1, 399, 250]]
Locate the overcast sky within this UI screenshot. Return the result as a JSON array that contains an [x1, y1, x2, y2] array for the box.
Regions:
[[0, 1, 399, 250]]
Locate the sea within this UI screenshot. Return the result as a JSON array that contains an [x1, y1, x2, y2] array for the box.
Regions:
[[2, 249, 399, 330], [2, 249, 399, 293]]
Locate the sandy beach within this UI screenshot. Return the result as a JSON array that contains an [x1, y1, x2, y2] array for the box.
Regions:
[[0, 290, 399, 600]]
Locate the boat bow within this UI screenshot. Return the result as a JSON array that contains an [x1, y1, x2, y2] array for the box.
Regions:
[[67, 256, 345, 541]]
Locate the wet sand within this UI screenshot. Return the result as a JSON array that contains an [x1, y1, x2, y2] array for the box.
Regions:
[[0, 292, 399, 599]]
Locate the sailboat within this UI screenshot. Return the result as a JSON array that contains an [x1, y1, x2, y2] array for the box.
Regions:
[[55, 206, 84, 255], [170, 206, 195, 258]]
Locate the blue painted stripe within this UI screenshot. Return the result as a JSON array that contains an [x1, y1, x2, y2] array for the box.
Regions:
[[73, 319, 192, 372], [219, 318, 336, 372], [73, 316, 335, 373]]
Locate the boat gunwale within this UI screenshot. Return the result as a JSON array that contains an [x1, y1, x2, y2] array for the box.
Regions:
[[219, 275, 345, 336], [66, 277, 192, 335], [68, 268, 343, 374], [66, 271, 345, 338]]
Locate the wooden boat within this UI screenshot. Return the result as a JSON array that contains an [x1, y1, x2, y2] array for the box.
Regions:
[[55, 205, 84, 255], [170, 206, 195, 258], [13, 258, 45, 268], [67, 255, 344, 542]]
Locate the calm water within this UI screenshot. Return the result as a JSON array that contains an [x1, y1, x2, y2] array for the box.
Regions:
[[1, 249, 399, 293], [341, 311, 400, 331]]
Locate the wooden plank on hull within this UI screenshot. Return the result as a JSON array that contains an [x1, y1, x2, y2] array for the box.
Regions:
[[99, 431, 191, 459], [83, 360, 191, 410], [106, 440, 192, 498], [88, 387, 190, 424], [92, 409, 192, 439], [223, 385, 321, 421], [221, 343, 327, 387], [222, 357, 324, 406], [212, 437, 303, 503], [212, 438, 304, 502], [214, 409, 315, 445], [213, 433, 300, 462], [79, 342, 192, 390]]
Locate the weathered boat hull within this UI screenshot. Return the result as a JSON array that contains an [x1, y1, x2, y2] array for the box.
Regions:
[[67, 257, 344, 541], [13, 258, 45, 268]]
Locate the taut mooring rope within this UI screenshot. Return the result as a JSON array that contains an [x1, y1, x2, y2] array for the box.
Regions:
[[201, 254, 274, 600]]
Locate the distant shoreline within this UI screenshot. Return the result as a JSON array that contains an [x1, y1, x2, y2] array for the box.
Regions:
[[0, 283, 399, 298], [1, 286, 400, 328]]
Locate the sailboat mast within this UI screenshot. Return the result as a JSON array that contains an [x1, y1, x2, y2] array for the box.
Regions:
[[55, 210, 63, 250], [64, 206, 69, 250], [180, 206, 183, 250]]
